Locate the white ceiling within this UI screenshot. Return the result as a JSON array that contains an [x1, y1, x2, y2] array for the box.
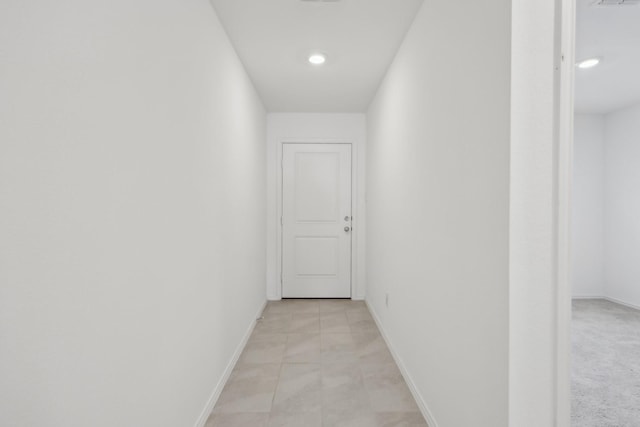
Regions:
[[209, 0, 424, 113], [575, 0, 640, 114]]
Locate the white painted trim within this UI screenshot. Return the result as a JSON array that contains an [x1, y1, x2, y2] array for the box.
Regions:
[[572, 295, 605, 300], [557, 0, 576, 425], [194, 300, 267, 427], [365, 301, 439, 427], [510, 1, 571, 423], [573, 296, 640, 311], [604, 297, 640, 312], [275, 138, 361, 300]]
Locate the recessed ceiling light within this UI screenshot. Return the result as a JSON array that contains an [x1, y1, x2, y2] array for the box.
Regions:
[[577, 58, 601, 69], [308, 53, 327, 65]]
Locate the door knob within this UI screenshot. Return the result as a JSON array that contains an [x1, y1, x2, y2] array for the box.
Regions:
[[344, 226, 351, 232]]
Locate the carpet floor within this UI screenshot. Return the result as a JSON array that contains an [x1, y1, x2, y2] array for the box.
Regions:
[[572, 299, 640, 426]]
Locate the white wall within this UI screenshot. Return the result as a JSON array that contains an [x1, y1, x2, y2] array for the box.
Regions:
[[604, 103, 640, 309], [266, 113, 366, 300], [0, 2, 266, 427], [570, 106, 640, 308], [366, 0, 510, 425], [572, 114, 605, 297]]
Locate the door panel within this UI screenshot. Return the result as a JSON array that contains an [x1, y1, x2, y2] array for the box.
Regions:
[[282, 144, 352, 298], [295, 152, 339, 222], [294, 237, 339, 276]]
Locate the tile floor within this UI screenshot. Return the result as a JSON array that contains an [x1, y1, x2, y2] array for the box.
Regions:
[[206, 299, 428, 427]]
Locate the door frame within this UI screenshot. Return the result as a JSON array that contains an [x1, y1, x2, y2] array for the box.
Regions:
[[509, 1, 575, 424], [557, 0, 575, 424], [280, 142, 354, 299], [275, 139, 359, 300], [270, 138, 364, 300]]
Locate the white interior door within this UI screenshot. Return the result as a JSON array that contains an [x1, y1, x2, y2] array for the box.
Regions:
[[282, 143, 352, 298]]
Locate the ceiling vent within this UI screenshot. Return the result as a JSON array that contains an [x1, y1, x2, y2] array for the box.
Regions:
[[592, 0, 640, 6]]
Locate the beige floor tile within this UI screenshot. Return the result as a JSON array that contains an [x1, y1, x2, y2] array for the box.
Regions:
[[212, 300, 425, 426], [349, 318, 379, 333], [322, 363, 371, 413], [375, 412, 429, 427], [286, 299, 320, 313], [248, 333, 288, 344], [240, 339, 286, 364], [346, 307, 374, 323], [319, 299, 356, 313], [254, 313, 292, 334], [352, 333, 394, 363], [228, 363, 281, 384], [213, 367, 279, 414], [272, 363, 322, 413], [321, 333, 357, 364], [346, 306, 377, 329], [263, 301, 291, 314], [320, 312, 351, 333], [267, 411, 322, 427], [359, 361, 402, 378], [206, 413, 269, 427], [361, 363, 420, 413], [267, 299, 320, 314], [322, 409, 378, 427], [260, 310, 290, 321], [288, 313, 320, 333], [322, 362, 363, 387], [283, 333, 321, 363]]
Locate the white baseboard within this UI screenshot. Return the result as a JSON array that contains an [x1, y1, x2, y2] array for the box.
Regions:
[[572, 295, 606, 300], [266, 296, 365, 301], [365, 301, 439, 427], [604, 296, 640, 311], [572, 295, 640, 311], [194, 300, 268, 427]]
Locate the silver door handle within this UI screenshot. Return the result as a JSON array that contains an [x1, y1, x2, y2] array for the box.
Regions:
[[344, 226, 351, 232]]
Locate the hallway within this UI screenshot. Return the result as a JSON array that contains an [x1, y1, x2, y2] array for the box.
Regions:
[[207, 300, 427, 427], [0, 0, 563, 426]]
